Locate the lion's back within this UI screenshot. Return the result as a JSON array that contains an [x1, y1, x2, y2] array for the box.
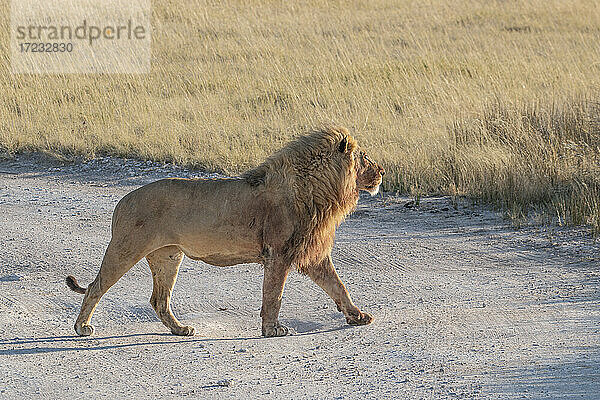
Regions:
[[111, 177, 268, 234]]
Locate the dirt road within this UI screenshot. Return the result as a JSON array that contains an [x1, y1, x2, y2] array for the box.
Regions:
[[1, 155, 599, 399]]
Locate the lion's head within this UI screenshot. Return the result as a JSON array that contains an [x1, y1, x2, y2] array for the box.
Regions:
[[243, 126, 383, 270], [354, 150, 385, 195]]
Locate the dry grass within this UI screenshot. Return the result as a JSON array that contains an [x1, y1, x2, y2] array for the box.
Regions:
[[451, 98, 600, 232], [1, 0, 599, 229]]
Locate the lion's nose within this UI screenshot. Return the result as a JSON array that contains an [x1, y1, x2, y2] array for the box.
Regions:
[[379, 167, 385, 176]]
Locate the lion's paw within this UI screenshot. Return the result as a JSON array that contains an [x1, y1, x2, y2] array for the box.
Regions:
[[262, 322, 289, 338], [171, 325, 196, 336], [75, 323, 95, 336], [346, 311, 373, 326]]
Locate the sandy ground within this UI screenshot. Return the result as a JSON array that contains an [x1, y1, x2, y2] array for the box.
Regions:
[[0, 154, 599, 399]]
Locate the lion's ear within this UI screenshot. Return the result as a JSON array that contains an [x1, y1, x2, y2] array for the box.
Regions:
[[339, 136, 348, 153]]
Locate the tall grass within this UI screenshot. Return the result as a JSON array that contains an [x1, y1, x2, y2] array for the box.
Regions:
[[1, 0, 599, 230], [451, 98, 600, 232]]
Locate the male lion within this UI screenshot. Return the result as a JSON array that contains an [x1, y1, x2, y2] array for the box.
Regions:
[[66, 126, 384, 337]]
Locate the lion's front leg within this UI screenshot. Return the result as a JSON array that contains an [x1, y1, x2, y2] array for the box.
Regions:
[[307, 255, 373, 326], [261, 259, 291, 337]]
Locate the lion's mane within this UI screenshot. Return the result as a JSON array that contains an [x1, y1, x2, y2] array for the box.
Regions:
[[242, 126, 359, 272]]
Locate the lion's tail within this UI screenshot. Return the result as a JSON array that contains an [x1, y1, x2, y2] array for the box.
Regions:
[[65, 275, 87, 294]]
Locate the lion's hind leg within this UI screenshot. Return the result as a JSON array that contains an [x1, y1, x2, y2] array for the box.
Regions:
[[74, 238, 149, 336], [147, 246, 195, 336]]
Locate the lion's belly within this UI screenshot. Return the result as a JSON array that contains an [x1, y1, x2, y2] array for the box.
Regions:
[[177, 234, 262, 267], [185, 253, 259, 267]]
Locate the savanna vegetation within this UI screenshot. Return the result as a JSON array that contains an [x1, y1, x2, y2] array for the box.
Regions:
[[1, 0, 599, 230]]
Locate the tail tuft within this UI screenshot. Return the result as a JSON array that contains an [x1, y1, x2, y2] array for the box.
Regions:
[[66, 275, 86, 294]]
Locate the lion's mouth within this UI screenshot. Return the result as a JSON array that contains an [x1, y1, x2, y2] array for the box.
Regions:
[[366, 183, 381, 196]]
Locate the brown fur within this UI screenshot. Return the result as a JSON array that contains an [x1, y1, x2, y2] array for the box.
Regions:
[[65, 275, 86, 294], [243, 127, 360, 271], [67, 126, 384, 337]]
